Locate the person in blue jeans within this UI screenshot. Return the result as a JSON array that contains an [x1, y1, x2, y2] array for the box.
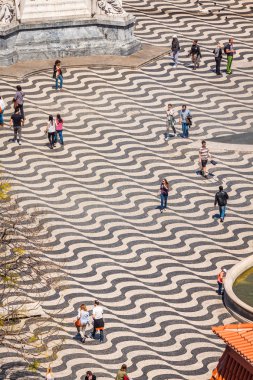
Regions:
[[214, 185, 229, 222], [55, 61, 63, 90], [159, 178, 169, 213], [55, 114, 64, 145], [179, 105, 191, 138]]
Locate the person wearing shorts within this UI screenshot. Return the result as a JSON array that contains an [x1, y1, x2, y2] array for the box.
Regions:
[[199, 140, 210, 178]]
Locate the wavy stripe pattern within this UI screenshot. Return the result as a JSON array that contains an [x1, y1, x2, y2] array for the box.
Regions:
[[0, 0, 253, 379]]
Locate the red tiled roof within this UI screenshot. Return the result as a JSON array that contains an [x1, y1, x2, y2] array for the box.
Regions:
[[212, 323, 253, 364]]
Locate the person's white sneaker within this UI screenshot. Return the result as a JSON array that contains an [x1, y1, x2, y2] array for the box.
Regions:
[[173, 64, 177, 68]]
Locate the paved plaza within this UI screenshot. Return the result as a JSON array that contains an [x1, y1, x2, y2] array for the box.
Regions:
[[0, 0, 253, 379]]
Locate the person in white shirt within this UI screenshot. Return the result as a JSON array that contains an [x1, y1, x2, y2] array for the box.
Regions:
[[90, 300, 104, 343], [0, 96, 5, 127], [45, 115, 56, 149], [76, 304, 90, 343], [165, 104, 177, 140]]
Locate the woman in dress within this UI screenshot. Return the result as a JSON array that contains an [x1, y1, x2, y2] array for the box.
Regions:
[[159, 178, 169, 213], [55, 114, 64, 145], [76, 304, 90, 343], [0, 96, 5, 127], [45, 115, 56, 149]]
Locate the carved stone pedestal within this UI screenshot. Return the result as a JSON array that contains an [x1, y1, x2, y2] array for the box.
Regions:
[[0, 0, 141, 66]]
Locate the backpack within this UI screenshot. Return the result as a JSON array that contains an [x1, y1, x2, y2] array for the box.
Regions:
[[224, 44, 229, 54]]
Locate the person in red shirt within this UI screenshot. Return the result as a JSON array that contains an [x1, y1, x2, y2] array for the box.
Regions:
[[217, 268, 227, 295]]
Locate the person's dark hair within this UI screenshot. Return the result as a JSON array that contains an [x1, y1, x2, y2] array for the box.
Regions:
[[229, 38, 233, 43], [49, 115, 53, 124], [54, 59, 61, 66], [202, 140, 206, 145], [94, 300, 99, 305], [57, 114, 62, 123], [182, 104, 186, 109], [167, 104, 172, 107], [86, 371, 92, 376], [15, 107, 20, 113], [194, 40, 198, 44], [219, 185, 223, 191], [16, 85, 22, 92], [121, 364, 127, 371]]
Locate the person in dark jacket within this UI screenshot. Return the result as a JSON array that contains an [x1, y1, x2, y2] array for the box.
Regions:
[[189, 40, 202, 70], [214, 185, 229, 222], [85, 370, 96, 380], [171, 35, 180, 68], [213, 42, 223, 75]]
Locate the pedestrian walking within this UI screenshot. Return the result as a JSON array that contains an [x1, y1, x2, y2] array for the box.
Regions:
[[75, 304, 90, 343], [165, 104, 177, 140], [199, 140, 211, 178], [213, 42, 222, 75], [224, 38, 236, 75], [45, 367, 54, 380], [214, 185, 229, 222], [90, 300, 104, 343], [85, 371, 96, 380], [171, 35, 180, 68], [10, 107, 23, 145], [45, 115, 56, 149], [55, 114, 64, 145], [159, 178, 169, 213], [0, 96, 5, 127], [179, 105, 192, 138], [55, 61, 63, 90], [13, 85, 25, 119], [217, 268, 227, 295], [188, 40, 202, 70], [115, 364, 130, 380]]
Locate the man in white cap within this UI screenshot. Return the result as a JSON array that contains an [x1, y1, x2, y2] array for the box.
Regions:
[[171, 35, 180, 68], [217, 268, 227, 295]]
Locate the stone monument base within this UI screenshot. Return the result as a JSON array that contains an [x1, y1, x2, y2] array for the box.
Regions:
[[0, 17, 141, 66]]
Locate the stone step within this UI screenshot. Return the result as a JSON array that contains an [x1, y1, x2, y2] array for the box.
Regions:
[[21, 0, 91, 22]]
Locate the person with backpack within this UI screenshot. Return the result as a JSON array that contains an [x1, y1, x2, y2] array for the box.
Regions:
[[224, 38, 236, 75], [171, 35, 180, 68], [115, 364, 130, 380], [213, 42, 223, 75], [214, 185, 229, 222], [188, 40, 202, 70]]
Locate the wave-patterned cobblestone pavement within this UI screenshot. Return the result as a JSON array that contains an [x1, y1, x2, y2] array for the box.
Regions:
[[0, 0, 253, 379]]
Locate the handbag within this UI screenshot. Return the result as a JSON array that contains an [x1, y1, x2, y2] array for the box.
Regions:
[[123, 376, 129, 380], [186, 116, 192, 126], [75, 319, 81, 328]]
